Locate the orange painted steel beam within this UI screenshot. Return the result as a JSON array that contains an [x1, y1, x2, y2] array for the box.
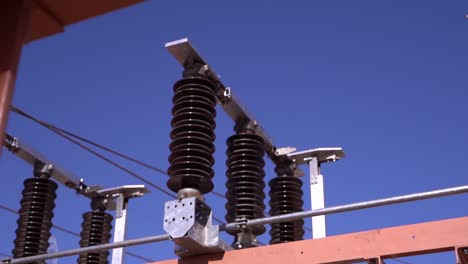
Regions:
[[0, 0, 147, 153], [27, 0, 147, 42], [0, 0, 33, 154], [152, 216, 468, 264]]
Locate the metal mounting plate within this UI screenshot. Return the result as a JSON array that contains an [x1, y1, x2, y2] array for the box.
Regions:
[[163, 197, 229, 257], [97, 185, 150, 198], [287, 147, 345, 165]]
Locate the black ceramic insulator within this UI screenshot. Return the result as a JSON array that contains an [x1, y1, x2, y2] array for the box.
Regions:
[[225, 132, 266, 237], [167, 76, 217, 194], [12, 177, 58, 262], [77, 211, 113, 264], [269, 162, 304, 244]]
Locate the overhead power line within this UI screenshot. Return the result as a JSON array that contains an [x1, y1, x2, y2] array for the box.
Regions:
[[9, 106, 266, 245], [390, 258, 413, 264], [0, 203, 154, 262], [7, 107, 415, 263], [10, 106, 313, 233]]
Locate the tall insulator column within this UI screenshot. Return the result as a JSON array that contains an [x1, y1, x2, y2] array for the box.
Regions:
[[225, 126, 266, 248], [78, 198, 113, 264], [269, 160, 304, 244], [12, 163, 58, 262], [167, 72, 217, 195]]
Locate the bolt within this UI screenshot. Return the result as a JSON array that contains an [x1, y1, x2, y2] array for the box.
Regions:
[[463, 248, 468, 255]]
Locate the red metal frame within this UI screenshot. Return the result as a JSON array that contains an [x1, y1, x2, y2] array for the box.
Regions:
[[0, 0, 33, 154], [151, 216, 468, 264], [1, 2, 466, 263], [0, 0, 146, 153]]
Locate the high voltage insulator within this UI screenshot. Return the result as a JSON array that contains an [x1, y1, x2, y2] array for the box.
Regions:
[[269, 161, 304, 244], [167, 73, 217, 195], [78, 198, 113, 264], [225, 126, 266, 248], [12, 163, 58, 263]]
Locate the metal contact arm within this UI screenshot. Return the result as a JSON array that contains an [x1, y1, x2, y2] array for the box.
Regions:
[[166, 38, 297, 167], [3, 132, 100, 199]]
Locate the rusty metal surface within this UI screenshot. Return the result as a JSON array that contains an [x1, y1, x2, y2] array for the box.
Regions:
[[152, 217, 468, 264], [27, 0, 147, 42], [458, 247, 468, 264]]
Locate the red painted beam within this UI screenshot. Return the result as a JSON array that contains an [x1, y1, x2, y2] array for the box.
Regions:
[[0, 0, 33, 153], [151, 217, 468, 264]]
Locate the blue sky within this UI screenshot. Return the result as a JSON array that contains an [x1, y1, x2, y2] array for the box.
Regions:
[[1, 0, 467, 263]]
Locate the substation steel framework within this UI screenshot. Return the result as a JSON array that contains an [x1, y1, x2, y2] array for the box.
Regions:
[[1, 1, 467, 264]]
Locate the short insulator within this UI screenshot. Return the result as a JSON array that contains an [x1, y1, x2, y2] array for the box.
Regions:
[[78, 211, 113, 264], [269, 163, 304, 244], [12, 177, 58, 261], [225, 133, 266, 241], [167, 76, 217, 194]]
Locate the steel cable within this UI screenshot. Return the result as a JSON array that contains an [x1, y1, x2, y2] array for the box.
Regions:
[[10, 106, 265, 245], [6, 107, 420, 262], [10, 106, 314, 233]]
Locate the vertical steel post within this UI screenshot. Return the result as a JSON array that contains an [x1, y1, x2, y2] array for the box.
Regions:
[[308, 157, 326, 238], [0, 0, 32, 152], [111, 194, 128, 264]]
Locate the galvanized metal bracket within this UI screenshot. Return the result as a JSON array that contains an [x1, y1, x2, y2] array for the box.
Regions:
[[3, 133, 102, 199], [163, 197, 230, 257], [97, 185, 150, 264], [287, 147, 345, 239], [231, 218, 259, 249]]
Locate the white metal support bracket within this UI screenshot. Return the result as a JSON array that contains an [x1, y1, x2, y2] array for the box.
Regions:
[[112, 193, 128, 264], [308, 157, 326, 239], [97, 185, 149, 264], [287, 147, 345, 239]]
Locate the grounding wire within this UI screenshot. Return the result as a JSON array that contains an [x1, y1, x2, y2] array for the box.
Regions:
[[0, 203, 154, 262]]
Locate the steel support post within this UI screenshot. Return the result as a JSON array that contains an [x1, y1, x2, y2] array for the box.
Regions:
[[112, 194, 129, 264], [308, 157, 326, 239], [95, 185, 149, 264], [0, 0, 32, 153]]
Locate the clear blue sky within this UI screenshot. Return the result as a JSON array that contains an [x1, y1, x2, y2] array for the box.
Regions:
[[1, 0, 467, 263]]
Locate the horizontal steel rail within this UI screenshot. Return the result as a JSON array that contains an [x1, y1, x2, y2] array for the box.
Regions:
[[4, 185, 467, 264], [5, 234, 171, 264], [223, 185, 468, 231]]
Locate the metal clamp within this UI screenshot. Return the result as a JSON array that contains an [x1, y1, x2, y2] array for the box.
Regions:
[[163, 197, 230, 257]]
